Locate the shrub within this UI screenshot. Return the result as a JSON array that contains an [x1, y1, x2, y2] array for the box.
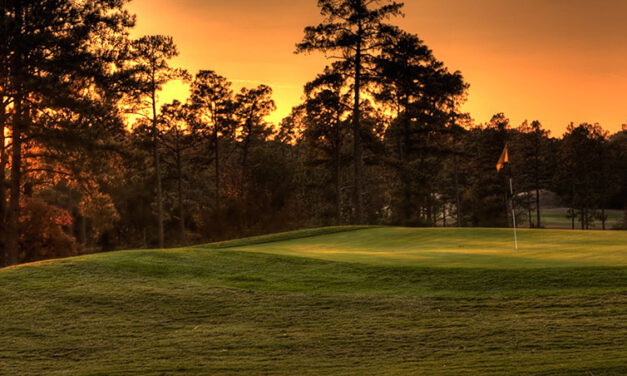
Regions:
[[19, 198, 77, 263]]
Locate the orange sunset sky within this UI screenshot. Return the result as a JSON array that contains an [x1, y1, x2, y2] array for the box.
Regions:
[[128, 0, 627, 135]]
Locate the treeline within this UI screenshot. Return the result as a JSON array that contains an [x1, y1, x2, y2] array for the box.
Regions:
[[1, 0, 626, 266]]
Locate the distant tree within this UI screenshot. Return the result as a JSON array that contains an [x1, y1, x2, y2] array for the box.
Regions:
[[234, 85, 276, 193], [375, 30, 467, 225], [512, 120, 551, 228], [190, 70, 235, 214], [78, 189, 121, 249], [554, 123, 608, 230], [464, 114, 511, 227], [594, 135, 622, 230], [26, 117, 126, 252], [108, 130, 157, 249], [160, 100, 195, 244], [297, 0, 404, 224], [128, 35, 187, 249], [608, 129, 627, 228], [244, 139, 303, 234], [276, 106, 306, 146], [302, 66, 351, 224], [437, 113, 473, 227]]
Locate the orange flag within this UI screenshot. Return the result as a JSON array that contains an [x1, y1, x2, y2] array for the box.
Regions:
[[496, 145, 509, 172]]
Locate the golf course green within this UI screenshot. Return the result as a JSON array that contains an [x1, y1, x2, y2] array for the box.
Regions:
[[1, 227, 626, 375]]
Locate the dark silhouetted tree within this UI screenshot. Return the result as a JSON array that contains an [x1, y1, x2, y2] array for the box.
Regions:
[[375, 30, 467, 225], [511, 120, 551, 228], [464, 114, 511, 227], [554, 123, 607, 230], [1, 0, 134, 265], [234, 85, 276, 194], [302, 66, 351, 224], [128, 35, 187, 249], [190, 70, 235, 214], [160, 100, 195, 244], [609, 128, 627, 228], [297, 0, 403, 224]]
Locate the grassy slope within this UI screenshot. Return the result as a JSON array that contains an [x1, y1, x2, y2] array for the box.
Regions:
[[1, 227, 626, 375]]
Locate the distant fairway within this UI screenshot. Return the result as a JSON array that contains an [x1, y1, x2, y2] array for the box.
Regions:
[[537, 208, 623, 230], [1, 227, 626, 375]]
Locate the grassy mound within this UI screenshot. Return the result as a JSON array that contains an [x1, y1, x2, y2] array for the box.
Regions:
[[1, 227, 626, 375]]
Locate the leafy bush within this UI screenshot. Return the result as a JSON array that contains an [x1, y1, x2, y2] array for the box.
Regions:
[[19, 198, 77, 263]]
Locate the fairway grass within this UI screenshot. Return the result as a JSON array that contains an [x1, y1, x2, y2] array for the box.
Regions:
[[201, 227, 627, 269], [1, 227, 626, 375]]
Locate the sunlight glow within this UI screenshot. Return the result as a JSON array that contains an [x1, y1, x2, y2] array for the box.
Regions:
[[128, 0, 627, 133]]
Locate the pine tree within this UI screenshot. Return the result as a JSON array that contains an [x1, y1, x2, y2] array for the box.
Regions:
[[234, 85, 276, 195], [160, 100, 195, 244], [375, 30, 466, 225], [128, 35, 187, 248], [190, 70, 235, 214], [554, 123, 607, 230], [302, 65, 351, 224], [297, 0, 403, 224]]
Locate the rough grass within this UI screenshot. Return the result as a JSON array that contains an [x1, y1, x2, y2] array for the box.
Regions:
[[1, 227, 626, 375]]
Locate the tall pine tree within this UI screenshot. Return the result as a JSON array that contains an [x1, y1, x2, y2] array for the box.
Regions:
[[297, 0, 403, 224]]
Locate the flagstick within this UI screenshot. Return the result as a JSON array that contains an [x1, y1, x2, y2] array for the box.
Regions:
[[510, 177, 519, 251]]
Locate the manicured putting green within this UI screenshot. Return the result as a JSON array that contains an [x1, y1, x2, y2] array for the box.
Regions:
[[203, 227, 627, 268]]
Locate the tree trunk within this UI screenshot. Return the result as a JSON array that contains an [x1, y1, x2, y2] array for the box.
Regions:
[[535, 186, 541, 228], [214, 128, 220, 214], [534, 142, 541, 228], [401, 97, 412, 226], [581, 207, 585, 230], [453, 154, 462, 227], [334, 141, 342, 226], [0, 104, 7, 266], [352, 29, 363, 224], [527, 192, 533, 228], [333, 97, 342, 226], [78, 214, 87, 250], [151, 83, 164, 249], [601, 207, 606, 230], [504, 179, 511, 228], [67, 189, 75, 245], [142, 227, 148, 249], [5, 2, 24, 266], [176, 131, 185, 244], [426, 203, 433, 226], [241, 123, 251, 197], [6, 98, 23, 266]]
